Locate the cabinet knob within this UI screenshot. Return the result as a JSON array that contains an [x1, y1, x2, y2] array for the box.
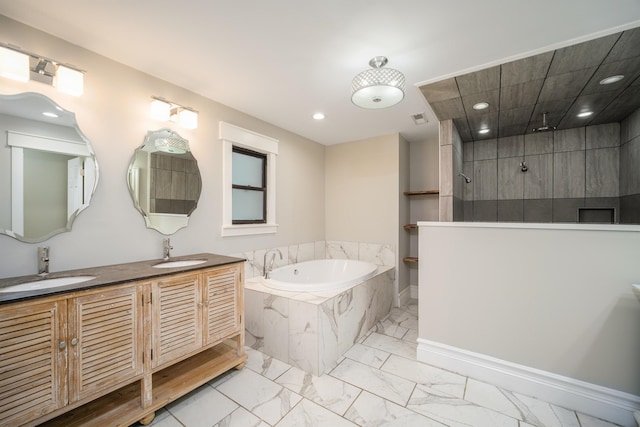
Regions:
[[71, 338, 79, 346], [59, 341, 66, 349]]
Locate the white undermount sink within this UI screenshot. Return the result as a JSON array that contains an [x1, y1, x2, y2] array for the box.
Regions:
[[0, 275, 96, 293], [153, 259, 207, 269]]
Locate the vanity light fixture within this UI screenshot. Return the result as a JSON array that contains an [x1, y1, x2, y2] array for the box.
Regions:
[[599, 75, 624, 85], [351, 56, 405, 109], [472, 102, 489, 110], [577, 111, 593, 118], [150, 97, 198, 130], [0, 43, 84, 96]]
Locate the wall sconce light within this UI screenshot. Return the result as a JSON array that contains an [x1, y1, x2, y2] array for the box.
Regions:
[[150, 97, 198, 130], [0, 43, 84, 96]]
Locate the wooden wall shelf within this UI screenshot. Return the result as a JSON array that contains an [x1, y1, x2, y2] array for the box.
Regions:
[[404, 190, 439, 196]]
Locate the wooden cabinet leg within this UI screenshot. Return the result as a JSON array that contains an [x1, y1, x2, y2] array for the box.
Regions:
[[139, 412, 155, 425], [235, 362, 246, 370]]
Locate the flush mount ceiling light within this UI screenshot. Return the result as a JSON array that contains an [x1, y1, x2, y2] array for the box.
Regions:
[[313, 112, 325, 120], [0, 43, 84, 96], [599, 75, 624, 85], [351, 56, 406, 109], [472, 102, 489, 110], [478, 128, 490, 134], [577, 111, 594, 118], [150, 97, 199, 130]]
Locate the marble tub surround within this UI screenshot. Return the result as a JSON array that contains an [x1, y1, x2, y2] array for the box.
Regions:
[[244, 266, 394, 376], [143, 301, 622, 427], [231, 240, 395, 280]]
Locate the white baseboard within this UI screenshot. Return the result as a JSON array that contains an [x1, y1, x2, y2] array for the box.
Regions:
[[398, 286, 411, 307], [417, 338, 640, 427], [410, 284, 418, 300]]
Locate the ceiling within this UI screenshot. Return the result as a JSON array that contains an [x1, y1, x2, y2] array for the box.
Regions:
[[0, 1, 639, 146], [419, 27, 640, 143]]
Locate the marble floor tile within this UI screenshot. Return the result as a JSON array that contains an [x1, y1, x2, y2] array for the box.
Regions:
[[275, 366, 361, 415], [275, 398, 358, 427], [146, 408, 182, 427], [343, 342, 390, 369], [216, 368, 302, 425], [386, 307, 419, 331], [212, 407, 270, 427], [374, 318, 409, 338], [166, 385, 238, 427], [402, 328, 418, 344], [382, 354, 467, 398], [408, 384, 519, 427], [330, 358, 416, 406], [576, 413, 623, 427], [245, 346, 292, 380], [464, 379, 580, 426], [344, 390, 447, 427], [362, 332, 418, 360]]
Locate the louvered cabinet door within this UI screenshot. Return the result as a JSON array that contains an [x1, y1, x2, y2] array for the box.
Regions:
[[0, 299, 66, 425], [204, 264, 242, 345], [68, 285, 143, 402], [152, 272, 202, 368]]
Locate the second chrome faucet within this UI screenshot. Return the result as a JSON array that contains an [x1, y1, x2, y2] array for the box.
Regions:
[[263, 249, 283, 278]]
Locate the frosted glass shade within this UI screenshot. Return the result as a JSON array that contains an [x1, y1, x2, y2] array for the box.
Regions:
[[54, 65, 84, 96], [0, 46, 29, 82], [150, 99, 171, 121], [178, 109, 198, 129]]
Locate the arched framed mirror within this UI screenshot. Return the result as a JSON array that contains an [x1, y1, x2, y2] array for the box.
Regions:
[[127, 128, 202, 234], [0, 92, 99, 243]]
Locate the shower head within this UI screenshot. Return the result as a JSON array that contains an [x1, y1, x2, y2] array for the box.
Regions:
[[532, 112, 556, 133], [458, 172, 471, 183]]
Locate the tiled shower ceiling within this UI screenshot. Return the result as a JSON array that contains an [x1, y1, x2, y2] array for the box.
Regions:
[[419, 26, 640, 143]]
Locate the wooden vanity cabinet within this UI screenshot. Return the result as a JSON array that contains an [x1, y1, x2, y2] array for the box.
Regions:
[[0, 283, 143, 426], [28, 260, 246, 427]]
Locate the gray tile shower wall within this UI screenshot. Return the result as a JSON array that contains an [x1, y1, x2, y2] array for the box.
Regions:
[[458, 117, 640, 223]]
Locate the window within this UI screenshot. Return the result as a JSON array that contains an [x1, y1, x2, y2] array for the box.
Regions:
[[220, 122, 278, 237], [232, 147, 266, 224]]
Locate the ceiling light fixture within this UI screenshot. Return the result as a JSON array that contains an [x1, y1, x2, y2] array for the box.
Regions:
[[532, 112, 556, 132], [478, 129, 490, 134], [473, 102, 489, 110], [150, 97, 199, 130], [0, 43, 84, 96], [599, 75, 624, 85], [351, 56, 405, 109], [577, 111, 593, 118], [313, 112, 325, 120]]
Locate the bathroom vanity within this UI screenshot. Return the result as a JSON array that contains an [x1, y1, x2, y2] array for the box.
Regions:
[[0, 253, 246, 427]]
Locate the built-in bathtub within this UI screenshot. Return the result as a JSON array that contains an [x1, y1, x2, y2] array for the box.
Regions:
[[245, 259, 394, 376]]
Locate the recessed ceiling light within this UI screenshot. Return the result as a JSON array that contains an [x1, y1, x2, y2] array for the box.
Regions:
[[313, 113, 325, 120], [42, 111, 59, 118], [473, 102, 489, 110], [577, 111, 593, 118], [478, 129, 490, 134], [599, 75, 624, 85]]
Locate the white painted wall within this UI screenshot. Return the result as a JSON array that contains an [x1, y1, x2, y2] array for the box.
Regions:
[[418, 222, 640, 397], [0, 16, 325, 277]]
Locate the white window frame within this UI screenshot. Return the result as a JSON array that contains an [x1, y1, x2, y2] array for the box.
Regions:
[[220, 121, 278, 237]]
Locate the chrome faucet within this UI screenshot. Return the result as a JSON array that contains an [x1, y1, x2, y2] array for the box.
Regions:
[[263, 248, 283, 278], [163, 238, 173, 261], [38, 246, 50, 276]]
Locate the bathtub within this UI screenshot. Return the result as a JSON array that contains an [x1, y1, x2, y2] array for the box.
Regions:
[[245, 260, 395, 375], [265, 259, 378, 292]]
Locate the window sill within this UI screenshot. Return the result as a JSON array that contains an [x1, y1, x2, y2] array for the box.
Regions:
[[221, 223, 278, 237]]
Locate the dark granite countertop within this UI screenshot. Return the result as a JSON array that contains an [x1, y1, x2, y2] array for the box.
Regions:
[[0, 253, 245, 305]]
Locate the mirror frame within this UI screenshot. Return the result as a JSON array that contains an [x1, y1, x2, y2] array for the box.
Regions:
[[127, 128, 202, 235], [0, 92, 99, 243]]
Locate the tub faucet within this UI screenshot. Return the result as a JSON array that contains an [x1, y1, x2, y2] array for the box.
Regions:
[[38, 246, 50, 276], [163, 238, 173, 261], [263, 249, 283, 278]]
